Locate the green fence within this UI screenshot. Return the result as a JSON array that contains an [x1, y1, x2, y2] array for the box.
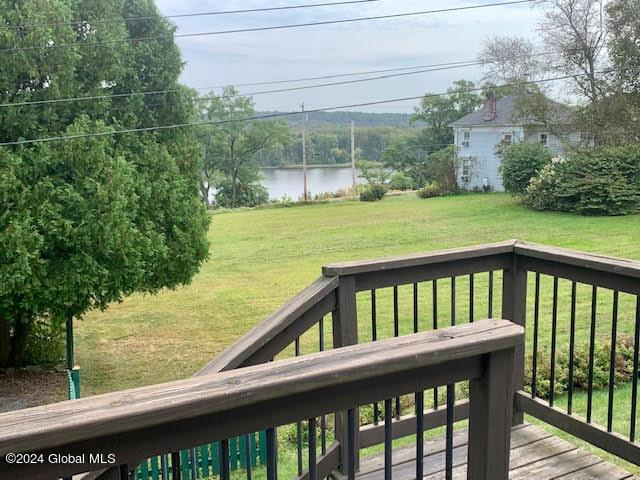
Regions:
[[135, 431, 267, 479]]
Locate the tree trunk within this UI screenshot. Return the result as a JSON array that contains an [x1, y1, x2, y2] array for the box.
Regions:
[[8, 314, 30, 367], [198, 175, 210, 208], [0, 314, 10, 368], [231, 169, 239, 208]]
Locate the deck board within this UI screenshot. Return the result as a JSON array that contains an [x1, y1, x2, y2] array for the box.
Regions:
[[356, 424, 635, 480]]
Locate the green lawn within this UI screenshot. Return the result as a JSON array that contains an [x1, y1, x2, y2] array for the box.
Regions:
[[76, 192, 640, 475], [77, 192, 640, 395]]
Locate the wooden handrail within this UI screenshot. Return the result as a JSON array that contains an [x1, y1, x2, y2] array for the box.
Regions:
[[198, 275, 338, 375], [515, 241, 640, 278], [322, 240, 517, 276], [0, 319, 523, 480]]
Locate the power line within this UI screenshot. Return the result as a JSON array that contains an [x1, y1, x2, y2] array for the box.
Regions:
[[0, 60, 483, 109], [2, 69, 632, 147], [0, 0, 537, 54], [4, 0, 381, 31]]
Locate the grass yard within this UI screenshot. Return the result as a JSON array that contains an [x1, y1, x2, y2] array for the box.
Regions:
[[76, 192, 640, 474], [77, 192, 640, 395]]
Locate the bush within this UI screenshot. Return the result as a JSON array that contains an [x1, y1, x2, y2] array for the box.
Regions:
[[498, 142, 552, 194], [22, 318, 65, 366], [388, 172, 413, 191], [360, 183, 388, 202], [215, 181, 269, 208], [417, 181, 446, 198], [524, 146, 640, 215], [405, 146, 458, 192], [524, 334, 635, 400]]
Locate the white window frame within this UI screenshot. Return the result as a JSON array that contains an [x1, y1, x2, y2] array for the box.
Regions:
[[539, 132, 549, 147], [461, 157, 472, 181], [502, 132, 514, 144], [461, 130, 471, 147]]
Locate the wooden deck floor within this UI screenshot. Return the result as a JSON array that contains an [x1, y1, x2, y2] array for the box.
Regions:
[[357, 423, 637, 479]]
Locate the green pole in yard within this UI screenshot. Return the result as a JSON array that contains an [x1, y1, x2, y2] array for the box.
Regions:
[[66, 313, 73, 370], [66, 313, 80, 400]]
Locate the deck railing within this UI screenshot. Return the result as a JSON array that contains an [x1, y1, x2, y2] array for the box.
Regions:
[[0, 239, 639, 480], [0, 320, 522, 480]]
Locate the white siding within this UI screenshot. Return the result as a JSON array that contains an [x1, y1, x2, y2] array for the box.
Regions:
[[453, 126, 579, 192]]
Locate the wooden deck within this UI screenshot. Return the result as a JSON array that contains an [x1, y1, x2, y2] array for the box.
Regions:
[[357, 424, 637, 480]]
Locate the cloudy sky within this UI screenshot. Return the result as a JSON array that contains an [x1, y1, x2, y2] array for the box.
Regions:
[[154, 0, 543, 113]]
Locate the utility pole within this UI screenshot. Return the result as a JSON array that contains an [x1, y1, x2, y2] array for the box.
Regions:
[[350, 120, 356, 196], [301, 103, 308, 202]]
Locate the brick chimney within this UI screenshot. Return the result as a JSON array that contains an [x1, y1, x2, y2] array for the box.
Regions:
[[483, 92, 497, 121]]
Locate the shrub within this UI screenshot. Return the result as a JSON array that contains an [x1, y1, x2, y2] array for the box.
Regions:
[[22, 318, 65, 366], [388, 172, 413, 191], [417, 181, 446, 198], [524, 146, 640, 215], [360, 183, 388, 202], [407, 146, 458, 192], [215, 181, 269, 208], [524, 334, 635, 400], [498, 142, 553, 194]]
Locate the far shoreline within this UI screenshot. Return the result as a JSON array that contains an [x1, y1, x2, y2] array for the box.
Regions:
[[261, 162, 380, 170]]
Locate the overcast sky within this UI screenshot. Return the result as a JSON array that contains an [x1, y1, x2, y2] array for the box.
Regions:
[[154, 0, 543, 113]]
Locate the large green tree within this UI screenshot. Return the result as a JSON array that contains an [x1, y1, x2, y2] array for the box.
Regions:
[[0, 0, 210, 366], [412, 80, 483, 148], [198, 87, 290, 208]]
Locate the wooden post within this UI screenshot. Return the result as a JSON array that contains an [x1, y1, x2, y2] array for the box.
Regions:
[[501, 254, 527, 425], [350, 120, 356, 197], [467, 347, 516, 480], [332, 275, 359, 475], [301, 103, 308, 202]]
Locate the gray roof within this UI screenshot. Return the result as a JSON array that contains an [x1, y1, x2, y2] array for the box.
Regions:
[[449, 94, 572, 128]]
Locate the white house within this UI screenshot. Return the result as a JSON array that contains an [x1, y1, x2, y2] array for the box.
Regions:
[[449, 94, 580, 191]]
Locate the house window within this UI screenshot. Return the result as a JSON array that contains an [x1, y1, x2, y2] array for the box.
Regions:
[[461, 157, 472, 180], [502, 132, 513, 144], [461, 131, 470, 147], [539, 133, 548, 147]]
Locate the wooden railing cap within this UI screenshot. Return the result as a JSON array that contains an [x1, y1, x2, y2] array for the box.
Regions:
[[514, 241, 640, 279], [0, 319, 523, 457], [322, 240, 517, 276]]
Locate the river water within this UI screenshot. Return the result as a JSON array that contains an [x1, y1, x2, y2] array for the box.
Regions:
[[260, 166, 365, 200]]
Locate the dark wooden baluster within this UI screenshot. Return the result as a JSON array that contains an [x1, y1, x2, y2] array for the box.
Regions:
[[319, 318, 327, 454], [119, 464, 129, 479], [433, 279, 438, 409], [295, 338, 303, 476], [488, 270, 494, 318], [413, 283, 419, 333], [171, 451, 181, 480], [608, 291, 619, 432], [384, 399, 393, 480], [416, 390, 424, 480], [446, 277, 456, 480], [220, 439, 230, 480], [451, 277, 456, 327], [567, 281, 577, 415], [587, 286, 598, 423], [393, 286, 401, 419], [347, 409, 356, 480], [631, 296, 640, 441], [244, 435, 252, 480], [469, 273, 474, 323], [160, 454, 168, 479], [445, 385, 455, 480], [266, 428, 277, 480], [372, 290, 379, 425], [309, 417, 317, 480], [549, 277, 559, 407], [189, 448, 197, 480], [531, 273, 540, 399]]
